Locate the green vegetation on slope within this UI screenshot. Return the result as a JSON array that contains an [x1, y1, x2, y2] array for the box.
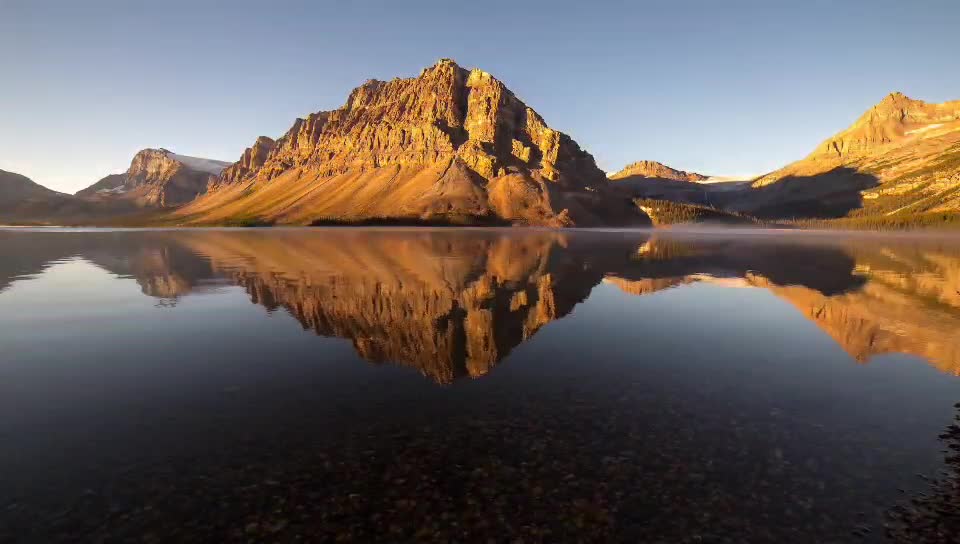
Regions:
[[634, 199, 760, 226], [791, 211, 960, 230]]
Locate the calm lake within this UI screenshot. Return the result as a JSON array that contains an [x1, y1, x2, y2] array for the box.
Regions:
[[1, 227, 958, 543]]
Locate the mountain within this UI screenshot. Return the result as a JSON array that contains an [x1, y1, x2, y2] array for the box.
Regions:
[[176, 59, 634, 227], [79, 149, 230, 208], [736, 92, 960, 219], [0, 169, 64, 207], [609, 160, 709, 183], [0, 169, 102, 224]]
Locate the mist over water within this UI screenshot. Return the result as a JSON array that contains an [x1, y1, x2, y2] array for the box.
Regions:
[[1, 228, 958, 542]]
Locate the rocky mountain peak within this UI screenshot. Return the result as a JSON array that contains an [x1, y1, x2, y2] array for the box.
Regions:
[[184, 59, 625, 226], [78, 148, 230, 207], [879, 91, 911, 105], [217, 59, 604, 188], [220, 137, 278, 184], [810, 93, 960, 160]]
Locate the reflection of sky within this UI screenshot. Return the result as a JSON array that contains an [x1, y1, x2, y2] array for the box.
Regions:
[[508, 280, 958, 470], [1, 259, 155, 324], [0, 258, 233, 326]]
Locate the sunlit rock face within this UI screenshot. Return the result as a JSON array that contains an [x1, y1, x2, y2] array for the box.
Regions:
[[181, 59, 633, 227]]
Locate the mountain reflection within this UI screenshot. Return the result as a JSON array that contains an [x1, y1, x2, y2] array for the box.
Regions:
[[178, 231, 602, 383], [1, 229, 959, 379], [605, 235, 960, 375]]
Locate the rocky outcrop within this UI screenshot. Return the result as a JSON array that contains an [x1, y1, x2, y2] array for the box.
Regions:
[[609, 160, 709, 182], [219, 137, 277, 184], [180, 59, 632, 226], [79, 149, 230, 207]]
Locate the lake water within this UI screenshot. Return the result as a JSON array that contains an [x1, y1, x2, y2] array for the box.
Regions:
[[1, 227, 958, 543]]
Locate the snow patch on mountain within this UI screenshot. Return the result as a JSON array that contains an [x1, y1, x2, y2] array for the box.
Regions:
[[169, 153, 230, 175]]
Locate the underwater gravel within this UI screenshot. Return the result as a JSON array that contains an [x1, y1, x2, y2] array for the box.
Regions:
[[3, 385, 952, 543], [884, 402, 960, 543]]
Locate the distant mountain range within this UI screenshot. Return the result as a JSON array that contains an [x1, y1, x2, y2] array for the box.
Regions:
[[2, 60, 959, 227]]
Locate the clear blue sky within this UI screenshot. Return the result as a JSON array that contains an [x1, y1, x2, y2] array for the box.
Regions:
[[2, 0, 958, 193]]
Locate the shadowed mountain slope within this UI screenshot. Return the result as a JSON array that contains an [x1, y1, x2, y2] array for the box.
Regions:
[[0, 170, 115, 224]]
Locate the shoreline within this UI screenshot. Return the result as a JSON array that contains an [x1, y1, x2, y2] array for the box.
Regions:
[[3, 224, 960, 239]]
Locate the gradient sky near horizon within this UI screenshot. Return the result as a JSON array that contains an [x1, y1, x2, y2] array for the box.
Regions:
[[2, 0, 959, 193]]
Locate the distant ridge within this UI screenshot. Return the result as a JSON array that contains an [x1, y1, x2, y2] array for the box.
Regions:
[[609, 160, 709, 182], [0, 169, 103, 223]]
